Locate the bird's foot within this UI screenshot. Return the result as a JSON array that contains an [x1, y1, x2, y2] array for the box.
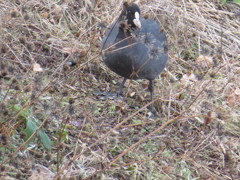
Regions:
[[147, 105, 160, 119]]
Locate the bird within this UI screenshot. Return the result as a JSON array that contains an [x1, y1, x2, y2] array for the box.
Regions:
[[101, 2, 168, 115]]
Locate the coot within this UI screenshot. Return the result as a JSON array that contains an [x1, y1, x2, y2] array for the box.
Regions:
[[101, 3, 168, 114]]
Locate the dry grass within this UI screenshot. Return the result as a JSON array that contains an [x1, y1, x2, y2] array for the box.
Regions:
[[0, 0, 239, 179]]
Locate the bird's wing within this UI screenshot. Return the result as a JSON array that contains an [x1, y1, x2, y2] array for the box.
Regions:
[[101, 20, 120, 51]]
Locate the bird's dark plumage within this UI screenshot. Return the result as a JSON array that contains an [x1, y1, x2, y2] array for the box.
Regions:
[[101, 3, 168, 115]]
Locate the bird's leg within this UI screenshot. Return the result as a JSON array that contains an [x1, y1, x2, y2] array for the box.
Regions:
[[117, 78, 127, 98], [148, 80, 157, 116]]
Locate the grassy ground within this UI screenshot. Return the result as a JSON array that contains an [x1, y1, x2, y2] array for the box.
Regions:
[[0, 0, 239, 179]]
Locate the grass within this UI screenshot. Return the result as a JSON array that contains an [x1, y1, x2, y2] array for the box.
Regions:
[[0, 0, 240, 179]]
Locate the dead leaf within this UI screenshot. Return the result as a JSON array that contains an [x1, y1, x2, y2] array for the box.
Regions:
[[227, 87, 240, 107], [0, 176, 16, 180], [141, 83, 148, 89], [62, 47, 76, 54], [52, 4, 62, 15], [29, 164, 55, 180], [129, 92, 135, 97], [181, 72, 198, 85], [40, 12, 49, 19], [62, 47, 87, 58], [195, 55, 213, 68], [204, 111, 212, 126], [33, 63, 43, 72]]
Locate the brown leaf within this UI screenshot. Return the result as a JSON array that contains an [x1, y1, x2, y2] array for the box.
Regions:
[[40, 12, 49, 19], [226, 87, 240, 107], [204, 111, 212, 126], [115, 105, 122, 111], [195, 55, 213, 69]]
